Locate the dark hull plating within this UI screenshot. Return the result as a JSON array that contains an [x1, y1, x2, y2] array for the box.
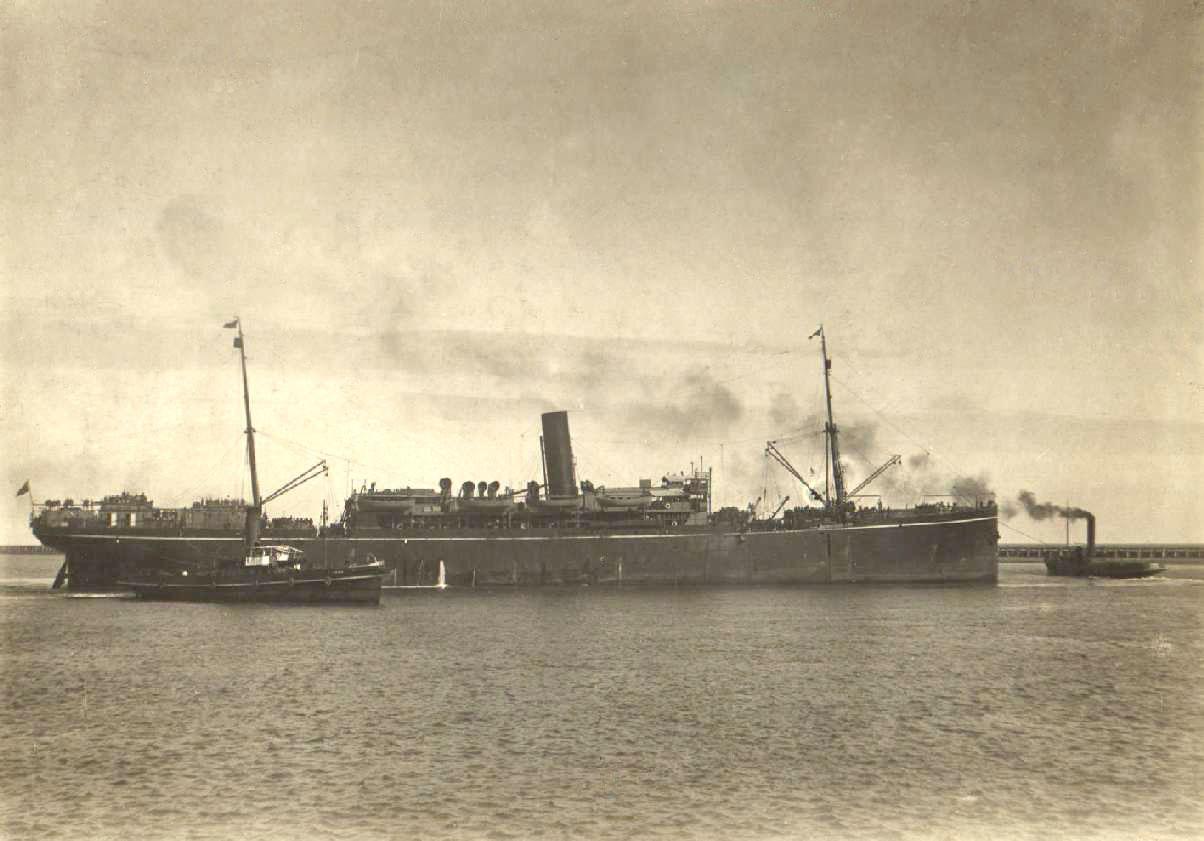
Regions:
[[1044, 557, 1165, 579], [42, 515, 998, 589]]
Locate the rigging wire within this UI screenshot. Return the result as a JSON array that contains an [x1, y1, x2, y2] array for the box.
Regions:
[[758, 453, 770, 513], [770, 428, 826, 445], [154, 432, 247, 508], [256, 427, 390, 478], [827, 369, 1051, 546], [571, 438, 636, 487], [996, 520, 1048, 543], [828, 372, 939, 464]]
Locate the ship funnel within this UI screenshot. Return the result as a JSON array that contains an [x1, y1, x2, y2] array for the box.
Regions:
[[460, 481, 475, 499], [488, 481, 500, 499], [1085, 512, 1095, 559], [439, 478, 452, 500], [541, 411, 577, 498], [477, 481, 488, 498]]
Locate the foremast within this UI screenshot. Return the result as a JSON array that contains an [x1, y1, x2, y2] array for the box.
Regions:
[[226, 318, 262, 550], [812, 326, 846, 515]]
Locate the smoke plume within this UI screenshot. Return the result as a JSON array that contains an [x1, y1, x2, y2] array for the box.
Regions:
[[838, 420, 879, 462], [623, 369, 745, 437], [873, 450, 996, 508], [769, 393, 803, 430], [950, 474, 992, 504], [1016, 490, 1091, 520]]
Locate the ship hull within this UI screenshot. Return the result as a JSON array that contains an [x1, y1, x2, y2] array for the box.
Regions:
[[39, 515, 998, 589]]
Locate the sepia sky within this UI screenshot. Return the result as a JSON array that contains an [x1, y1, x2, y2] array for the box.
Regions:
[[2, 0, 1201, 545]]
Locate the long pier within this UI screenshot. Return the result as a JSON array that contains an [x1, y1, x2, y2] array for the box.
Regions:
[[999, 543, 1203, 561]]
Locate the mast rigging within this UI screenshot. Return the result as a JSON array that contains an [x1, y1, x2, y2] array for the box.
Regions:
[[227, 317, 262, 549], [816, 326, 847, 512]]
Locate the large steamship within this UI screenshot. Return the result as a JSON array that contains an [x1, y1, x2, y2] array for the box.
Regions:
[[31, 327, 998, 589]]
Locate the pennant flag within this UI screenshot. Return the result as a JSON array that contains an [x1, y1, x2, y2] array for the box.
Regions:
[[15, 480, 30, 497], [223, 319, 239, 328], [808, 326, 823, 339]]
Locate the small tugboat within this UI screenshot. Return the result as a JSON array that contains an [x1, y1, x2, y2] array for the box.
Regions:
[[120, 318, 387, 605], [1045, 513, 1165, 579], [121, 542, 387, 604]]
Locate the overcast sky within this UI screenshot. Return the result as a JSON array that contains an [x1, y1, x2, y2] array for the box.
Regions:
[[2, 0, 1200, 545]]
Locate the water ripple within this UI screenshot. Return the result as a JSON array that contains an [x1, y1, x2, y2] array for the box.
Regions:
[[2, 560, 1202, 840]]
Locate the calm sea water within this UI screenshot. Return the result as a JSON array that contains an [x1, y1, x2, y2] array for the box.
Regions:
[[1, 554, 1201, 841]]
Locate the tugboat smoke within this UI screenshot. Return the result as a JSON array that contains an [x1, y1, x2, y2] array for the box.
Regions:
[[1016, 490, 1091, 520]]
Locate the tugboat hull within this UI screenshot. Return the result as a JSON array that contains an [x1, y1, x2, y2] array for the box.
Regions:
[[1086, 560, 1165, 579], [120, 570, 384, 605]]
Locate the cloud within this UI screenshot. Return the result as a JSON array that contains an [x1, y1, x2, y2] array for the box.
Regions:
[[156, 196, 232, 282], [769, 392, 803, 430]]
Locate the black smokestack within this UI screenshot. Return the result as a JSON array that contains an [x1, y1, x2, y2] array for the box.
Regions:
[[541, 411, 577, 498], [1085, 512, 1095, 559]]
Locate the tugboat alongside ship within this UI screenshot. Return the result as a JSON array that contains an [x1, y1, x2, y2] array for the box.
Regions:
[[30, 324, 1000, 590]]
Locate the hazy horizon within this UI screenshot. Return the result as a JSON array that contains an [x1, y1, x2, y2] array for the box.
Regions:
[[3, 1, 1201, 545]]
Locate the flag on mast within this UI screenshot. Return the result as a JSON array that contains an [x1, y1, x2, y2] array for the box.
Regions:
[[223, 319, 239, 328], [808, 326, 823, 340], [16, 480, 30, 497]]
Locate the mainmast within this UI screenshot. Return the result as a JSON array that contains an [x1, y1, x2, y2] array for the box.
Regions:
[[226, 318, 261, 549], [813, 326, 846, 512]]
